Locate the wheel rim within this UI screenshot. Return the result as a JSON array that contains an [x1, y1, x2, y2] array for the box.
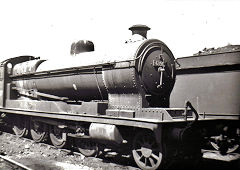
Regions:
[[12, 117, 29, 137], [210, 139, 239, 153], [132, 132, 162, 170], [30, 120, 48, 142], [49, 125, 66, 148], [76, 139, 98, 157]]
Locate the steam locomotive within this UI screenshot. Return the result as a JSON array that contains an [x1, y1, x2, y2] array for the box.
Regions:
[[0, 25, 239, 170]]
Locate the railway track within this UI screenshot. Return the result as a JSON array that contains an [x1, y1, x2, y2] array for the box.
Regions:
[[0, 131, 125, 160], [0, 130, 83, 156], [0, 154, 32, 170], [0, 129, 138, 170]]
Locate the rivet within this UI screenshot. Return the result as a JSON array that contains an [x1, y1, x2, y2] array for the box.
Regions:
[[73, 84, 77, 91]]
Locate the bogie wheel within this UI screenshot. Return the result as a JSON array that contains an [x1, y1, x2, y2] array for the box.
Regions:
[[30, 120, 48, 142], [209, 127, 240, 154], [132, 131, 163, 170], [12, 116, 29, 137], [49, 125, 67, 148], [210, 135, 239, 154], [76, 139, 98, 157]]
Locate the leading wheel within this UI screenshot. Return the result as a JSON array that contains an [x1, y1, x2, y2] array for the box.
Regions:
[[76, 139, 98, 157], [132, 131, 163, 170], [49, 125, 67, 148], [30, 120, 48, 142], [12, 116, 29, 137]]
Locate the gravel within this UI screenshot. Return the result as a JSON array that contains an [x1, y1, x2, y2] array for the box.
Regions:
[[0, 131, 138, 170], [1, 129, 240, 170]]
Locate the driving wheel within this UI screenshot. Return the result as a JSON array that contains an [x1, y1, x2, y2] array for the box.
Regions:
[[49, 125, 67, 148], [30, 120, 48, 142], [132, 131, 163, 170], [76, 138, 98, 157], [12, 116, 29, 137]]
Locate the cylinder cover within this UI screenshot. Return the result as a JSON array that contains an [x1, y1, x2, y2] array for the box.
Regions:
[[89, 123, 123, 144]]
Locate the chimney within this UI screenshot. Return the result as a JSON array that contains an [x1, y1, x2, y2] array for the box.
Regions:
[[129, 24, 151, 38]]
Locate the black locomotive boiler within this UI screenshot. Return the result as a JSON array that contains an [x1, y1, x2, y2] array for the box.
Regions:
[[0, 25, 239, 170]]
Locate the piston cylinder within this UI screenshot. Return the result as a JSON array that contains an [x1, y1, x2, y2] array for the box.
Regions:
[[89, 123, 123, 144]]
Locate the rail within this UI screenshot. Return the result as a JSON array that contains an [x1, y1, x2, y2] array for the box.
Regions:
[[0, 154, 32, 170]]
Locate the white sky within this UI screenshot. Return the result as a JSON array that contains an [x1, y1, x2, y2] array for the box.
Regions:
[[0, 0, 239, 60]]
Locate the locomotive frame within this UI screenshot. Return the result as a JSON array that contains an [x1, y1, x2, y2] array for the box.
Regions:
[[0, 56, 201, 169]]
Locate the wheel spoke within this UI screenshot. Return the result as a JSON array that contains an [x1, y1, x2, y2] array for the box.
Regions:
[[144, 157, 147, 166], [136, 148, 142, 152], [149, 157, 155, 167], [138, 154, 144, 161], [151, 152, 160, 161], [132, 131, 163, 170]]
